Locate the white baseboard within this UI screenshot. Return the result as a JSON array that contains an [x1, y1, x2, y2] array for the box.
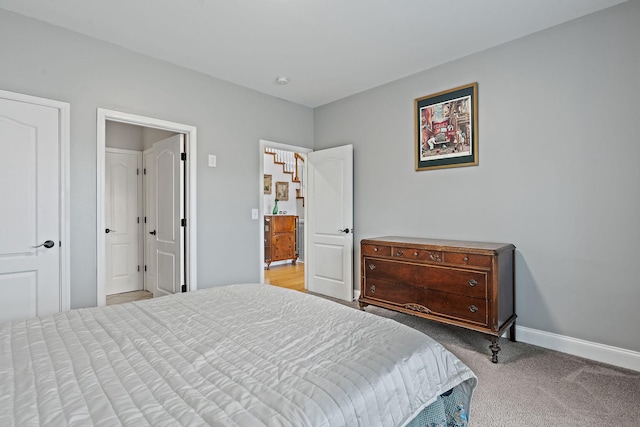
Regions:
[[516, 326, 640, 372], [267, 260, 301, 267]]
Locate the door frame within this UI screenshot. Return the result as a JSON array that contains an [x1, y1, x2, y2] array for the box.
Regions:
[[258, 140, 312, 285], [0, 89, 71, 312], [97, 108, 197, 306]]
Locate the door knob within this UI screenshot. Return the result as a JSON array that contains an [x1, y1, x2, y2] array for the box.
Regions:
[[339, 228, 351, 234], [32, 240, 55, 249], [149, 230, 157, 235], [105, 228, 116, 233]]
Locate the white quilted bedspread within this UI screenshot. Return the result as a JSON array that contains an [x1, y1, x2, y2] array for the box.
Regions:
[[0, 284, 476, 427]]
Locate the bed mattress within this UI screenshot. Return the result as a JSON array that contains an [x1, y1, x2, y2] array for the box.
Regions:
[[0, 284, 476, 426]]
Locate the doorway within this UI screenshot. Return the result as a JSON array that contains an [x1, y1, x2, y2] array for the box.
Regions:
[[97, 109, 198, 307], [259, 140, 311, 292], [259, 141, 355, 301]]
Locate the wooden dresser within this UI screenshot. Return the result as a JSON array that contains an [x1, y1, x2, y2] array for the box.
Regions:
[[359, 236, 516, 363], [264, 215, 298, 269]]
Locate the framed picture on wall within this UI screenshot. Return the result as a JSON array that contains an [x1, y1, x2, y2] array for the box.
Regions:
[[275, 181, 289, 201], [264, 174, 272, 194], [415, 82, 478, 171]]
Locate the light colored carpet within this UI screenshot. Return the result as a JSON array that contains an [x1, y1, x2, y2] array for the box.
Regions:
[[327, 297, 639, 426]]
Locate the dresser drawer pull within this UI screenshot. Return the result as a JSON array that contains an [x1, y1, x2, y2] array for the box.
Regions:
[[404, 303, 431, 314], [368, 264, 376, 270], [468, 305, 478, 313], [370, 285, 376, 293], [395, 250, 404, 256], [429, 252, 442, 262], [464, 256, 469, 262], [468, 279, 478, 287], [413, 252, 419, 256], [373, 247, 378, 252]]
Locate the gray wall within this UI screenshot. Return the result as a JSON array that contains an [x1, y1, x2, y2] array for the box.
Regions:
[[0, 10, 313, 308], [142, 127, 179, 151], [314, 1, 640, 352], [106, 121, 143, 151]]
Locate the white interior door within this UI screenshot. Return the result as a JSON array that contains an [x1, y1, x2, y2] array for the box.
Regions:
[[0, 96, 60, 322], [105, 149, 142, 295], [306, 145, 354, 301], [143, 148, 157, 296], [151, 134, 184, 296]]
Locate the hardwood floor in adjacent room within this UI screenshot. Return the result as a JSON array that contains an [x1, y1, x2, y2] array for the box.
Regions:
[[265, 263, 305, 292], [106, 290, 153, 305]]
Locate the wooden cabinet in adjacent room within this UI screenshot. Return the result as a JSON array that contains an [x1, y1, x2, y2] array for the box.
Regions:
[[359, 236, 516, 363], [264, 215, 298, 269]]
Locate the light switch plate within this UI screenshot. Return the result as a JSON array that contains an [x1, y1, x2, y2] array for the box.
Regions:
[[251, 208, 259, 220], [208, 155, 217, 167]]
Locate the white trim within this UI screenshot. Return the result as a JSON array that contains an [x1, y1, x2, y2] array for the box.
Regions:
[[97, 108, 198, 307], [0, 89, 71, 313], [105, 147, 140, 155], [258, 140, 312, 286], [517, 326, 640, 372]]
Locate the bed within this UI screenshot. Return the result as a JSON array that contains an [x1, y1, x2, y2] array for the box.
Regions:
[[0, 284, 476, 426]]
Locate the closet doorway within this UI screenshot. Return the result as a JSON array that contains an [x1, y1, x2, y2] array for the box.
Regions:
[[97, 109, 198, 307]]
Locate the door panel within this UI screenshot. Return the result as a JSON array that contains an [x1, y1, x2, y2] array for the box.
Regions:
[[0, 97, 60, 322], [157, 251, 176, 294], [306, 145, 354, 301], [105, 150, 142, 295], [157, 148, 177, 242], [151, 134, 184, 296]]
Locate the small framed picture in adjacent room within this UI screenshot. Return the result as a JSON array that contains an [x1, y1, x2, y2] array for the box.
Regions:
[[275, 181, 289, 200], [264, 174, 272, 194]]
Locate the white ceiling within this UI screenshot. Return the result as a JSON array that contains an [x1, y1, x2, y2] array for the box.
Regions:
[[0, 0, 626, 108]]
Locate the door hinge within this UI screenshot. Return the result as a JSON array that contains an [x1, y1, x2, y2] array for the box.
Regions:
[[144, 265, 147, 272], [143, 168, 146, 175], [137, 168, 140, 175], [137, 217, 140, 224], [181, 284, 187, 293], [144, 216, 147, 223], [181, 153, 186, 161], [137, 265, 140, 272], [181, 218, 186, 227]]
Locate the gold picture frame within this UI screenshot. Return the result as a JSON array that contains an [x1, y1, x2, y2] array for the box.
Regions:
[[264, 174, 272, 194], [275, 181, 289, 201]]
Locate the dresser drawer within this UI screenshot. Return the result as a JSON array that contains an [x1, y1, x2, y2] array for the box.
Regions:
[[413, 266, 487, 299], [272, 234, 294, 259], [443, 252, 492, 268], [362, 278, 415, 303], [363, 257, 413, 284], [417, 289, 488, 326], [362, 244, 391, 257], [391, 247, 443, 263]]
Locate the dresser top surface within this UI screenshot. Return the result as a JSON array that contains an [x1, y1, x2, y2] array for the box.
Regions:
[[361, 236, 514, 253]]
